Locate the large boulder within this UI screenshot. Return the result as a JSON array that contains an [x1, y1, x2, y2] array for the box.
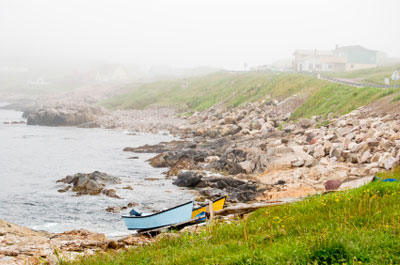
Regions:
[[173, 171, 203, 187], [57, 171, 120, 197], [26, 105, 103, 127], [378, 153, 398, 170], [324, 179, 342, 191], [200, 188, 227, 200]]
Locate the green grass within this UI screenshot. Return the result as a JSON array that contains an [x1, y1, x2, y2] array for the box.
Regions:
[[102, 72, 329, 111], [377, 167, 400, 180], [325, 64, 400, 85], [291, 85, 394, 119], [391, 93, 400, 103], [62, 180, 400, 265], [103, 70, 399, 120]]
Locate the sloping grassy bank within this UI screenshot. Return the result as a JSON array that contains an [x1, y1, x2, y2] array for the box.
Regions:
[[62, 178, 400, 264], [103, 72, 327, 111], [291, 85, 397, 119], [103, 71, 394, 119]]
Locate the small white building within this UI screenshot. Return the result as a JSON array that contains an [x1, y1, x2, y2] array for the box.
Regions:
[[293, 49, 346, 72]]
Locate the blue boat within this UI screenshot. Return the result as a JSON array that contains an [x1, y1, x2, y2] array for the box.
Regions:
[[122, 200, 194, 230]]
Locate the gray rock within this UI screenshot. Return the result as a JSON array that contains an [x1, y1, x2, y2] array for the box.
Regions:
[[378, 153, 398, 170], [250, 120, 262, 131], [313, 145, 325, 158], [298, 118, 314, 129], [292, 158, 305, 167], [102, 189, 120, 199], [200, 188, 227, 200], [384, 156, 397, 170], [173, 171, 203, 187], [283, 124, 295, 132], [228, 191, 257, 203], [238, 160, 255, 173], [220, 124, 241, 136], [347, 142, 359, 152], [359, 151, 372, 163], [324, 141, 333, 153], [57, 171, 120, 196], [106, 206, 121, 213], [25, 105, 102, 127], [329, 145, 343, 161]]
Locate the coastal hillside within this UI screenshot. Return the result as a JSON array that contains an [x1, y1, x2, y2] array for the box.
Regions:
[[103, 71, 326, 111], [103, 70, 397, 119], [65, 176, 400, 265]]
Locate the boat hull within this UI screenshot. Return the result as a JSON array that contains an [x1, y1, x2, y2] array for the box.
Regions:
[[123, 201, 194, 230], [191, 196, 226, 219]]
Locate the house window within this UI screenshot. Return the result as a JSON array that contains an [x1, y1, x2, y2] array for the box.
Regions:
[[351, 64, 354, 69], [328, 65, 333, 69], [316, 64, 321, 69]]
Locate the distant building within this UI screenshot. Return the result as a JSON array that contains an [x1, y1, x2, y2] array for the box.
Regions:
[[334, 45, 377, 71], [293, 45, 378, 72], [293, 49, 346, 72]]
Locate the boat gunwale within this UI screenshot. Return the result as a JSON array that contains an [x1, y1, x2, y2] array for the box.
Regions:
[[192, 196, 226, 211], [122, 200, 193, 219]]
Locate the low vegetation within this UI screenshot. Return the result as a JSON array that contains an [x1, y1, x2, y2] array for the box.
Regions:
[[62, 175, 400, 265], [376, 166, 400, 180], [291, 85, 395, 119], [104, 70, 396, 120], [102, 72, 327, 111], [324, 64, 400, 85], [390, 93, 400, 103]]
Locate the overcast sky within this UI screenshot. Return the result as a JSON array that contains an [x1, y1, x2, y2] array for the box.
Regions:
[[0, 0, 399, 70]]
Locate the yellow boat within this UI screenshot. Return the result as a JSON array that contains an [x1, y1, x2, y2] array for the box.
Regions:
[[191, 196, 226, 219]]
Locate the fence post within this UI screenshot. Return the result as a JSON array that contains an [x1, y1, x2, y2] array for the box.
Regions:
[[209, 201, 214, 221]]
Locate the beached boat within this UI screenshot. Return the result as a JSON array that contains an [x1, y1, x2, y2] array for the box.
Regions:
[[191, 196, 226, 219], [122, 201, 194, 230]]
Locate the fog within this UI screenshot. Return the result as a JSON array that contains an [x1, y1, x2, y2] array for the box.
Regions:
[[1, 0, 399, 71]]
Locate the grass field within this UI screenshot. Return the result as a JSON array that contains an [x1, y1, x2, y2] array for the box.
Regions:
[[291, 85, 398, 119], [61, 170, 400, 265], [324, 64, 400, 85]]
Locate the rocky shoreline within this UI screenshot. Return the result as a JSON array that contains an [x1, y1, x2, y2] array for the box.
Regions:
[[2, 96, 400, 263], [122, 98, 399, 203], [0, 219, 154, 265]]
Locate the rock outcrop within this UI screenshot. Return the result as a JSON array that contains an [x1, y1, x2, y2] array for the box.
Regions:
[[172, 170, 262, 203], [57, 171, 121, 198], [0, 219, 153, 265], [25, 104, 104, 127]]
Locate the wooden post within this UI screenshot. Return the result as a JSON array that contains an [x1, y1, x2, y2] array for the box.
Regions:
[[209, 201, 214, 221]]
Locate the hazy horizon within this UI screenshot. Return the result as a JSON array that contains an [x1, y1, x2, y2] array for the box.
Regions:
[[1, 0, 399, 71]]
